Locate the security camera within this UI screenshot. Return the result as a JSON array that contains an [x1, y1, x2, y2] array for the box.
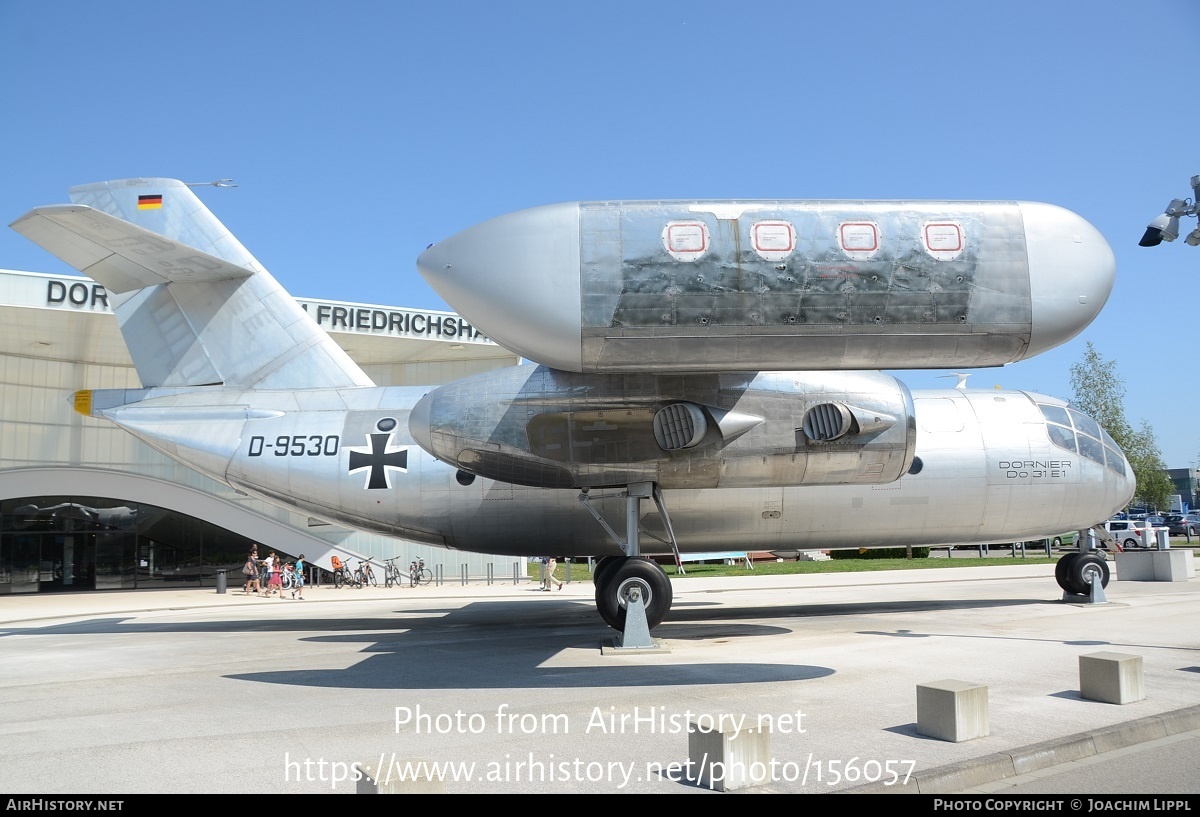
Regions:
[[1139, 179, 1200, 248], [1140, 213, 1179, 246]]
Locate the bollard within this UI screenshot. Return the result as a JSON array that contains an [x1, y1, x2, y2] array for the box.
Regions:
[[460, 563, 468, 586], [487, 563, 494, 586], [513, 561, 520, 585], [215, 569, 227, 594]]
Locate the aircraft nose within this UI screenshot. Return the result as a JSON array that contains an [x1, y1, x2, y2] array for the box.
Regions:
[[417, 202, 584, 371], [1020, 202, 1116, 359]]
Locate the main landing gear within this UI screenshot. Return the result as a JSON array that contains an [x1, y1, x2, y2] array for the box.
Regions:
[[579, 482, 680, 635], [592, 556, 673, 630]]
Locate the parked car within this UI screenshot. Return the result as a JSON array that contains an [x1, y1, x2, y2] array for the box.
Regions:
[[1162, 514, 1196, 538], [1144, 514, 1166, 527], [1104, 519, 1151, 549]]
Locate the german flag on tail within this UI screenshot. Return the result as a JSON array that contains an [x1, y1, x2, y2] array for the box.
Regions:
[[137, 194, 163, 210]]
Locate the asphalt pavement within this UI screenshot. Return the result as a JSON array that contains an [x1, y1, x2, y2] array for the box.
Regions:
[[0, 560, 1197, 795]]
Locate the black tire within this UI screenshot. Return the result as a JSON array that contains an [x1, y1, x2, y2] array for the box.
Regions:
[[1066, 553, 1109, 595], [419, 568, 433, 586], [1052, 537, 1063, 548], [594, 557, 673, 631], [1123, 537, 1139, 550], [592, 556, 622, 587], [1054, 552, 1080, 593], [334, 569, 344, 589]]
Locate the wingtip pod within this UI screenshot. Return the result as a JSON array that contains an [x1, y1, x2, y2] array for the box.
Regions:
[[417, 202, 584, 372], [420, 199, 1114, 373], [1019, 201, 1116, 359]]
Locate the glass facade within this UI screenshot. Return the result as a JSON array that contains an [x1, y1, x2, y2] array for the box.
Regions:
[[0, 495, 257, 593]]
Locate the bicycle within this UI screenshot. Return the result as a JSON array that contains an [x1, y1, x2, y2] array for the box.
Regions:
[[409, 558, 433, 587], [383, 557, 404, 588], [360, 560, 377, 587], [333, 561, 361, 589]]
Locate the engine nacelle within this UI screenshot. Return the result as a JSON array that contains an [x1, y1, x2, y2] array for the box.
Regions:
[[408, 366, 916, 489]]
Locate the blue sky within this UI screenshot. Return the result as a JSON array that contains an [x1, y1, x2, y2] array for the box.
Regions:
[[3, 1, 1200, 467]]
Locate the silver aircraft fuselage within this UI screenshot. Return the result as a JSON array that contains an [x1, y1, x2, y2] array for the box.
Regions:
[[78, 374, 1133, 557]]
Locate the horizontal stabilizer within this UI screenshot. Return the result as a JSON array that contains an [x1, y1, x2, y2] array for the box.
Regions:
[[10, 205, 252, 294], [10, 178, 373, 390]]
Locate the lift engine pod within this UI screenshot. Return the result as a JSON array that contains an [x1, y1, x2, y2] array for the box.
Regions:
[[408, 366, 916, 490]]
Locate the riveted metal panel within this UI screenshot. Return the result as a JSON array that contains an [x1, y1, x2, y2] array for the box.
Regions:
[[578, 201, 1031, 371]]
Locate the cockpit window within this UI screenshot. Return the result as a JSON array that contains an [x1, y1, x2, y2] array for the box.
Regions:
[[1047, 423, 1077, 453], [1039, 403, 1126, 476], [1068, 408, 1101, 441], [1040, 404, 1070, 427]]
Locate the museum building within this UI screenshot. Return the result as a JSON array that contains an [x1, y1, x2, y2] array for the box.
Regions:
[[0, 268, 521, 593]]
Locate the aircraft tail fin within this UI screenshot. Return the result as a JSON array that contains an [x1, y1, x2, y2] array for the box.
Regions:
[[10, 178, 373, 390]]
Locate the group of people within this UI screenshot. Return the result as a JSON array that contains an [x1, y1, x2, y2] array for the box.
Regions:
[[241, 545, 306, 599]]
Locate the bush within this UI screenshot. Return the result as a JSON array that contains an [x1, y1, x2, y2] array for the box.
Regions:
[[830, 547, 930, 560]]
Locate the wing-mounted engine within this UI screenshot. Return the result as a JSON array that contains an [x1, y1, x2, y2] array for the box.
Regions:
[[408, 365, 916, 489]]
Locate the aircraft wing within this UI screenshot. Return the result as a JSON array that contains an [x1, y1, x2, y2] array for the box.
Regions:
[[10, 204, 253, 293]]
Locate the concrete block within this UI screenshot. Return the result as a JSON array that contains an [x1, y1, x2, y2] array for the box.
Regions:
[[1115, 549, 1194, 582], [916, 679, 989, 742], [688, 721, 770, 791], [1079, 652, 1144, 705]]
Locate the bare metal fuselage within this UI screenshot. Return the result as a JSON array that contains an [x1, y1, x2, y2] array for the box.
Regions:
[[82, 375, 1133, 557]]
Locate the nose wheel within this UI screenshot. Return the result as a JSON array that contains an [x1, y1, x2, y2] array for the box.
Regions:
[[1055, 552, 1110, 596], [594, 557, 673, 631]]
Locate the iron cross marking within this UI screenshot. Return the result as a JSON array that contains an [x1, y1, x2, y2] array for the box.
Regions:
[[347, 432, 409, 489]]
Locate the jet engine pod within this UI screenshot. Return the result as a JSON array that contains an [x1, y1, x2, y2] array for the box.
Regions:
[[652, 403, 706, 450], [801, 403, 897, 443], [417, 200, 1115, 373], [409, 365, 917, 490]]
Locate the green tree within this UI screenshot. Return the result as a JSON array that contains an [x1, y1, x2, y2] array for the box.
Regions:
[[1069, 342, 1171, 510]]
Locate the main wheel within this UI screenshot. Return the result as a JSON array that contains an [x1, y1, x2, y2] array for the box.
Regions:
[[594, 557, 673, 631], [1123, 537, 1139, 550], [1066, 553, 1109, 595]]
